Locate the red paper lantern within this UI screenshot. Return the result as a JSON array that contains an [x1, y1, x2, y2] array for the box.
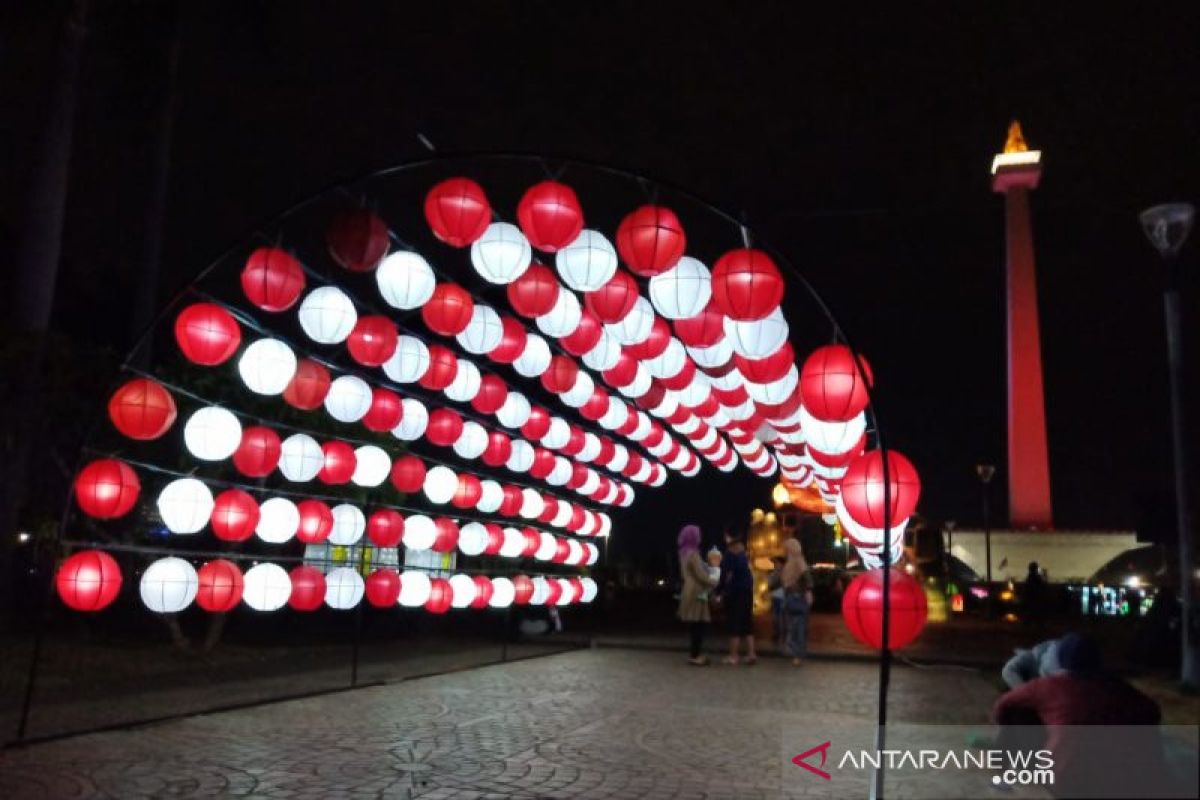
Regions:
[[530, 449, 556, 480], [319, 440, 357, 484], [500, 485, 523, 516], [56, 550, 122, 611], [347, 315, 398, 366], [488, 316, 527, 363], [390, 456, 427, 493], [544, 579, 564, 606], [426, 408, 464, 447], [842, 568, 927, 650], [469, 576, 494, 609], [616, 205, 687, 276], [424, 177, 491, 248], [365, 569, 401, 607], [538, 496, 559, 524], [584, 270, 638, 323], [471, 374, 509, 415], [517, 181, 584, 252], [420, 345, 459, 391], [580, 389, 609, 422], [521, 406, 552, 440], [839, 449, 921, 529], [74, 459, 140, 519], [482, 431, 513, 467], [327, 208, 389, 272], [735, 343, 795, 384], [233, 426, 281, 477], [108, 378, 176, 440], [174, 303, 241, 365], [710, 248, 784, 322], [521, 527, 541, 558], [484, 523, 505, 555], [635, 382, 666, 411], [560, 310, 602, 355], [241, 247, 306, 312], [211, 489, 260, 542], [432, 517, 460, 552], [452, 474, 483, 509], [799, 344, 873, 422], [512, 575, 534, 605], [562, 425, 587, 455], [659, 359, 696, 391], [506, 264, 560, 318], [624, 315, 671, 360], [602, 351, 639, 387], [283, 359, 332, 410], [422, 283, 475, 336], [541, 356, 579, 394], [367, 509, 405, 547], [288, 566, 327, 611], [595, 437, 616, 466], [362, 387, 403, 432], [296, 499, 335, 543], [196, 559, 244, 612], [419, 577, 450, 613], [672, 298, 725, 347], [807, 435, 866, 468]]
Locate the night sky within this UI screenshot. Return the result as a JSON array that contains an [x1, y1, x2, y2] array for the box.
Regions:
[[4, 2, 1199, 562]]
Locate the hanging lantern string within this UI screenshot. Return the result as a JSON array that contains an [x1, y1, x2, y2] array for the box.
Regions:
[[78, 448, 610, 544]]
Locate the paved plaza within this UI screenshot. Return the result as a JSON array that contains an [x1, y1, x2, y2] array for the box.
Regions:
[[0, 648, 999, 799]]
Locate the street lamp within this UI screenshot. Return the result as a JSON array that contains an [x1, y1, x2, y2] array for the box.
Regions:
[[976, 464, 996, 614], [1139, 201, 1198, 691]]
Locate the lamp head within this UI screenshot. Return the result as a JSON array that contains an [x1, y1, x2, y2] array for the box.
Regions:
[[1140, 203, 1195, 259], [975, 464, 996, 484]]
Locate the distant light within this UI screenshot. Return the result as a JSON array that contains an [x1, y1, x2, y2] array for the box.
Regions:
[[903, 563, 915, 574], [771, 482, 791, 507], [969, 586, 989, 599], [991, 150, 1042, 174], [16, 531, 31, 544], [1125, 576, 1141, 589], [656, 579, 665, 587]]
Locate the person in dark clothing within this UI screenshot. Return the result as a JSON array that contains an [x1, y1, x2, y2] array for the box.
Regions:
[[719, 531, 756, 665], [1021, 561, 1047, 626]]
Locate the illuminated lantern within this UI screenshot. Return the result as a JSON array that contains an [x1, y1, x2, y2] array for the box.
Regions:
[[673, 298, 725, 348], [469, 576, 494, 609], [541, 356, 579, 394], [183, 406, 242, 461], [602, 351, 639, 388], [458, 304, 504, 355], [512, 575, 535, 605], [556, 229, 618, 291], [242, 563, 291, 611], [470, 221, 531, 284], [580, 577, 599, 603], [299, 286, 357, 344], [288, 566, 327, 611], [606, 297, 656, 346], [688, 337, 733, 370], [799, 344, 873, 422], [625, 317, 672, 362], [296, 499, 334, 544], [352, 445, 392, 487], [512, 334, 552, 378], [582, 330, 622, 372], [647, 256, 711, 321], [506, 263, 560, 318], [383, 335, 430, 384], [423, 465, 458, 505], [140, 557, 198, 613], [724, 308, 789, 359], [483, 523, 506, 555], [234, 426, 281, 477], [319, 440, 357, 484], [457, 522, 488, 556], [425, 577, 453, 613], [534, 531, 557, 561], [329, 503, 366, 545], [403, 514, 437, 550], [419, 345, 459, 391], [497, 391, 532, 429], [392, 398, 429, 441], [241, 247, 305, 312], [426, 408, 464, 447], [506, 439, 534, 472], [518, 181, 583, 252], [744, 366, 798, 406], [238, 338, 297, 395], [256, 497, 300, 543], [488, 316, 527, 363], [585, 270, 639, 324], [347, 315, 398, 366], [399, 570, 432, 606], [211, 489, 260, 542], [535, 287, 582, 338], [424, 177, 491, 247], [560, 310, 602, 357], [362, 387, 403, 432], [196, 559, 243, 612], [451, 473, 483, 508], [518, 527, 541, 557], [710, 248, 784, 321], [157, 478, 214, 534], [283, 359, 332, 410], [477, 480, 504, 513], [543, 578, 563, 606], [445, 359, 482, 403], [432, 518, 460, 553], [390, 455, 427, 493], [581, 389, 610, 422], [174, 303, 241, 365], [422, 283, 475, 336], [56, 550, 122, 611], [377, 251, 436, 310], [499, 526, 525, 557], [841, 568, 927, 650], [541, 417, 573, 450], [367, 508, 404, 547], [538, 495, 560, 523], [489, 576, 516, 608], [520, 406, 552, 440], [325, 567, 365, 610], [108, 378, 176, 441], [472, 374, 508, 415], [324, 376, 372, 423], [552, 538, 572, 564], [735, 343, 794, 384], [74, 459, 140, 519], [839, 449, 921, 529], [327, 208, 389, 272], [500, 487, 524, 517], [519, 489, 545, 520], [365, 569, 401, 607], [616, 205, 686, 276], [799, 407, 866, 456]]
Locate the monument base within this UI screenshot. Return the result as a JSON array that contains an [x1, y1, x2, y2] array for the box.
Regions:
[[945, 529, 1143, 583]]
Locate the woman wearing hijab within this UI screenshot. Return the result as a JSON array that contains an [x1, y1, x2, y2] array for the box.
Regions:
[[779, 538, 814, 666], [677, 524, 718, 665]]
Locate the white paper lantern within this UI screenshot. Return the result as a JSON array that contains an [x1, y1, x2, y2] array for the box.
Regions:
[[724, 398, 758, 421], [351, 445, 391, 487], [535, 288, 582, 339], [565, 538, 584, 566], [496, 391, 532, 428], [324, 375, 373, 423], [242, 563, 291, 611], [649, 392, 679, 419], [279, 433, 324, 481], [578, 432, 602, 461], [608, 443, 630, 473], [547, 456, 572, 486], [392, 569, 429, 607], [585, 542, 600, 565], [559, 372, 595, 408], [581, 330, 623, 371], [598, 398, 628, 430], [744, 366, 799, 405], [488, 576, 516, 608], [183, 406, 242, 461], [458, 521, 488, 556], [456, 304, 504, 354], [238, 338, 297, 395], [644, 338, 687, 379], [477, 480, 504, 513], [377, 251, 436, 310], [402, 514, 436, 550], [606, 296, 655, 345], [453, 421, 489, 459], [554, 577, 574, 605], [392, 398, 428, 441], [324, 566, 365, 610], [541, 417, 571, 449], [688, 456, 708, 474], [708, 368, 743, 391], [327, 503, 365, 545], [674, 414, 701, 435], [506, 439, 535, 472], [519, 488, 544, 519], [470, 222, 531, 284], [580, 576, 599, 602], [156, 477, 214, 534], [597, 512, 613, 537], [799, 407, 867, 455], [444, 359, 481, 403], [382, 335, 430, 383], [423, 465, 458, 505], [256, 497, 299, 543], [687, 338, 733, 368], [140, 557, 198, 613], [724, 307, 789, 359], [513, 334, 552, 378], [499, 527, 525, 558], [648, 256, 712, 320], [448, 573, 476, 608], [618, 364, 653, 399], [811, 460, 848, 480], [555, 229, 618, 291], [551, 500, 574, 527], [529, 576, 550, 605], [298, 286, 357, 344], [578, 469, 600, 495], [534, 531, 557, 561], [632, 412, 653, 440]]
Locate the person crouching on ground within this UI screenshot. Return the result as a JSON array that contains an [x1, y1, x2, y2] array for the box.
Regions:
[[677, 524, 718, 666]]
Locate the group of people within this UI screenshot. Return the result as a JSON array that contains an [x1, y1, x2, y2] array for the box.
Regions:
[[676, 525, 812, 666]]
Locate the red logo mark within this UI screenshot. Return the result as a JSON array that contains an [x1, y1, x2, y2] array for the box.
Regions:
[[792, 741, 832, 780]]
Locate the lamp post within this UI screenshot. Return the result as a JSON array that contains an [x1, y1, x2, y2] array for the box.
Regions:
[[944, 519, 957, 577], [976, 464, 996, 615], [1139, 202, 1198, 691]]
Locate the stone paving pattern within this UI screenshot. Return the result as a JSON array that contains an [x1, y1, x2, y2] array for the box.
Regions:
[[0, 648, 998, 799]]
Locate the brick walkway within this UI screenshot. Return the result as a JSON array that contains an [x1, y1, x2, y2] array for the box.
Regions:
[[0, 648, 998, 799]]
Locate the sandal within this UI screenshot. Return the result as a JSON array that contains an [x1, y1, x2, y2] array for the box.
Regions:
[[688, 656, 710, 666], [721, 656, 740, 665]]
